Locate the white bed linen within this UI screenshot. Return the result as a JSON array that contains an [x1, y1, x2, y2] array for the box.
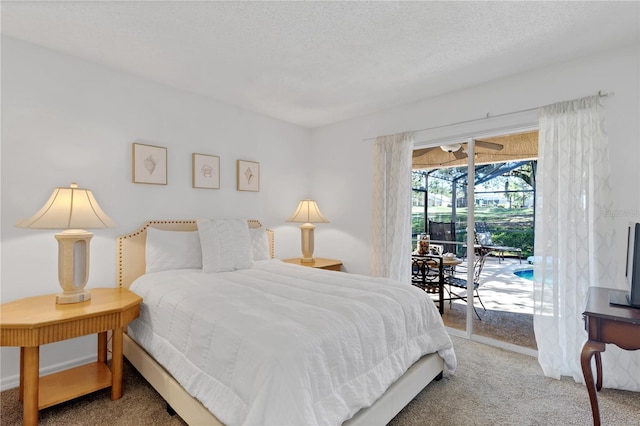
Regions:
[[128, 260, 456, 426]]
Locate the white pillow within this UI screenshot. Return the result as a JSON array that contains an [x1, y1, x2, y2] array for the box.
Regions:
[[145, 227, 202, 273], [197, 218, 253, 273], [250, 227, 270, 261]]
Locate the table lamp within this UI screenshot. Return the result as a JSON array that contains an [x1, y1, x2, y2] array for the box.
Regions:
[[16, 183, 116, 304], [287, 199, 329, 263]]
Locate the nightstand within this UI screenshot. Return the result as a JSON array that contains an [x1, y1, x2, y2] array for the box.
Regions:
[[0, 288, 142, 426], [282, 257, 343, 271]]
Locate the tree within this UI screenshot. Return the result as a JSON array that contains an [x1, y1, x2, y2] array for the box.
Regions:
[[506, 162, 535, 207], [507, 161, 535, 188], [412, 171, 426, 190], [504, 181, 512, 208]]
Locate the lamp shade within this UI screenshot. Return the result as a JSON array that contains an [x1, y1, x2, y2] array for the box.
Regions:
[[286, 199, 329, 224], [16, 183, 115, 230]]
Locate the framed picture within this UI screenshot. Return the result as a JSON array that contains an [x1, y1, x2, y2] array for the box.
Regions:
[[192, 153, 220, 189], [237, 160, 260, 192], [132, 143, 167, 185]]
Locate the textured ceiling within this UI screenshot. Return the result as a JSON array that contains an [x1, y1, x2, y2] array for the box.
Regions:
[[2, 1, 639, 128]]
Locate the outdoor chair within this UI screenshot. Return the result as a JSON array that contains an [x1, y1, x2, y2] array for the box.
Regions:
[[474, 221, 522, 264], [443, 252, 488, 320], [428, 220, 457, 255]]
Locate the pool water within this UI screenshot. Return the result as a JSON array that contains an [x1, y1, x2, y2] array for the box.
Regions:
[[514, 269, 534, 281]]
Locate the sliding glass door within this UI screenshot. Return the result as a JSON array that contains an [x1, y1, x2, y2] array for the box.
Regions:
[[412, 130, 538, 353]]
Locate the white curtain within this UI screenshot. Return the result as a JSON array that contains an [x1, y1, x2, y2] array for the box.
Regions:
[[534, 95, 640, 391], [371, 132, 414, 283]]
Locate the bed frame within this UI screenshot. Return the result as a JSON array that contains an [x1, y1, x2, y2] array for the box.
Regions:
[[117, 220, 445, 426]]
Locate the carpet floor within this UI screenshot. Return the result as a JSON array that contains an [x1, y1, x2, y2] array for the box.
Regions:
[[2, 336, 638, 425]]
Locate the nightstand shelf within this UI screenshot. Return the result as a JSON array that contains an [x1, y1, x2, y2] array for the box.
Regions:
[[282, 257, 343, 271], [38, 362, 112, 409]]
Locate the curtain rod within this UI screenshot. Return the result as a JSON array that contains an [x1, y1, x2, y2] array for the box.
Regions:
[[362, 90, 612, 142]]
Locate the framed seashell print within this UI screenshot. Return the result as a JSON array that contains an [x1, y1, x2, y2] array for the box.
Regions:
[[132, 142, 167, 185], [192, 153, 220, 189], [237, 160, 260, 192]]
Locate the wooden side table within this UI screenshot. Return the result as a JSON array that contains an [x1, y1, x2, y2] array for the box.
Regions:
[[581, 287, 640, 426], [282, 257, 343, 271], [0, 287, 142, 426]]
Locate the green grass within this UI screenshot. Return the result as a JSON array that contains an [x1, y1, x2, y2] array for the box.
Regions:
[[412, 206, 534, 258]]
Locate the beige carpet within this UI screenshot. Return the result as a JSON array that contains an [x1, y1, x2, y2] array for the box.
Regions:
[[389, 336, 640, 425], [2, 336, 639, 425]]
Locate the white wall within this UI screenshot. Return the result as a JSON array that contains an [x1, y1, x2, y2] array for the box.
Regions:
[[0, 37, 311, 389], [310, 44, 640, 277]]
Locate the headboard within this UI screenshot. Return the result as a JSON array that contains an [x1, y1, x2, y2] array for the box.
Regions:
[[116, 220, 274, 288]]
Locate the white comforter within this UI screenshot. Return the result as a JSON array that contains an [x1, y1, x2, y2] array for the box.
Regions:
[[128, 260, 456, 426]]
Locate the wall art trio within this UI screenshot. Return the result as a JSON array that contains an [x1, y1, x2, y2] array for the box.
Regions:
[[132, 142, 259, 191]]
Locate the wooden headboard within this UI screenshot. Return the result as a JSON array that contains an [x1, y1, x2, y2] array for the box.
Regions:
[[116, 220, 274, 288]]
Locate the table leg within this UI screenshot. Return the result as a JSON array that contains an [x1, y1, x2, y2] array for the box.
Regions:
[[98, 331, 108, 363], [580, 340, 606, 426], [19, 347, 24, 402], [438, 280, 444, 315], [595, 351, 603, 391], [23, 346, 39, 426], [111, 327, 123, 400]]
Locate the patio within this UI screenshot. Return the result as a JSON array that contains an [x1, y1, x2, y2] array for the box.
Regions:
[[438, 256, 537, 350]]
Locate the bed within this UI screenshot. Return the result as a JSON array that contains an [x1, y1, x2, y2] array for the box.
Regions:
[[117, 219, 456, 425]]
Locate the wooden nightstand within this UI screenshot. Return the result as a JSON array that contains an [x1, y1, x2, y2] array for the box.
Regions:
[[0, 288, 142, 426], [282, 257, 343, 271]]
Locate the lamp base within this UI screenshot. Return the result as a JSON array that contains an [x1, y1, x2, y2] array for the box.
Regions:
[[299, 223, 316, 263], [55, 230, 93, 305], [56, 289, 91, 304]]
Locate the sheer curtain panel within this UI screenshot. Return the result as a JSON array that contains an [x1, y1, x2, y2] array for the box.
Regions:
[[534, 95, 639, 391], [371, 132, 414, 283]]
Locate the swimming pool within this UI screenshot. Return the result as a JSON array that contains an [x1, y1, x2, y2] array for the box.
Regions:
[[514, 269, 534, 281]]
